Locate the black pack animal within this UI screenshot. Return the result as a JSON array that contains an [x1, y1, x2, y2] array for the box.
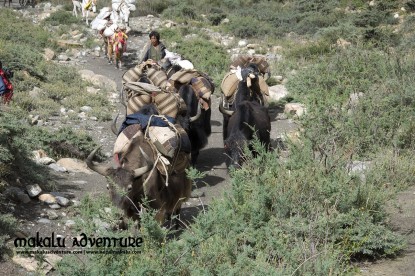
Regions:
[[178, 84, 211, 165], [219, 63, 271, 169], [223, 100, 271, 169], [220, 63, 265, 140]]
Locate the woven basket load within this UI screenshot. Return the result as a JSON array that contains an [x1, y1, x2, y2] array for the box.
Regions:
[[122, 65, 143, 84], [220, 72, 239, 97], [231, 55, 251, 69], [125, 82, 161, 115], [154, 93, 181, 118], [169, 69, 200, 84], [125, 82, 162, 96], [251, 55, 270, 75], [258, 75, 269, 96], [147, 67, 168, 88], [231, 55, 270, 75], [156, 151, 190, 175], [145, 118, 191, 175], [190, 77, 213, 100], [126, 94, 152, 115]]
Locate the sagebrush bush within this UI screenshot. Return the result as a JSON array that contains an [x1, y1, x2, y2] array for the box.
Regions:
[[162, 30, 229, 86], [225, 15, 272, 39], [56, 138, 405, 275], [43, 10, 80, 26], [0, 214, 19, 260], [0, 111, 104, 182]]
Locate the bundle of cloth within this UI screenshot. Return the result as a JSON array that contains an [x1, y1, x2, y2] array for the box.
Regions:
[[111, 0, 136, 26], [163, 49, 194, 70], [91, 7, 116, 32]]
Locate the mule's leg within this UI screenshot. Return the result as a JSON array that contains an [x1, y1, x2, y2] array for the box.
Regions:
[[103, 38, 108, 59], [191, 150, 199, 167], [118, 51, 123, 69], [113, 46, 118, 68], [107, 42, 113, 64]]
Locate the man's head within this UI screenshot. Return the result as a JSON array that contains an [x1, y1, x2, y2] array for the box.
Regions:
[[149, 31, 160, 46]]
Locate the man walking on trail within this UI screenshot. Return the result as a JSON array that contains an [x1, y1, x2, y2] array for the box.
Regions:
[[0, 61, 14, 105], [141, 31, 166, 63]]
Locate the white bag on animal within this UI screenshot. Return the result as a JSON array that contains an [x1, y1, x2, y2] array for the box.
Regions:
[[165, 50, 182, 64], [97, 7, 111, 18], [103, 24, 117, 37], [127, 3, 136, 11], [177, 60, 194, 70], [125, 0, 136, 4], [110, 11, 119, 22], [91, 18, 107, 30]]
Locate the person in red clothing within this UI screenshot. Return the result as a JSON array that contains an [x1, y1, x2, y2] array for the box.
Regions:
[[0, 61, 14, 105], [112, 25, 128, 69]]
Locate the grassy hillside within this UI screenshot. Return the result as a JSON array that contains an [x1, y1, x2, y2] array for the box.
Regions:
[[1, 0, 415, 274]]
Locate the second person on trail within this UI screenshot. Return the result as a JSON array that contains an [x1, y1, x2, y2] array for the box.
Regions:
[[141, 31, 166, 64], [111, 25, 128, 69]]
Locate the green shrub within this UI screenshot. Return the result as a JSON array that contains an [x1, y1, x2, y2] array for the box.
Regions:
[[137, 0, 170, 15], [0, 214, 19, 260], [43, 10, 80, 26], [161, 3, 201, 21], [207, 8, 227, 26], [225, 15, 272, 38], [172, 37, 229, 86], [315, 23, 362, 45], [353, 3, 399, 28], [0, 112, 51, 182]]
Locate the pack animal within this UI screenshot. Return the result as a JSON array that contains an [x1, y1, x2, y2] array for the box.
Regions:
[[222, 101, 271, 169], [106, 26, 128, 69], [74, 0, 97, 25], [220, 63, 265, 140], [72, 0, 81, 17], [87, 105, 192, 228], [178, 83, 211, 166], [112, 0, 131, 26], [219, 63, 271, 169], [3, 0, 11, 7]]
